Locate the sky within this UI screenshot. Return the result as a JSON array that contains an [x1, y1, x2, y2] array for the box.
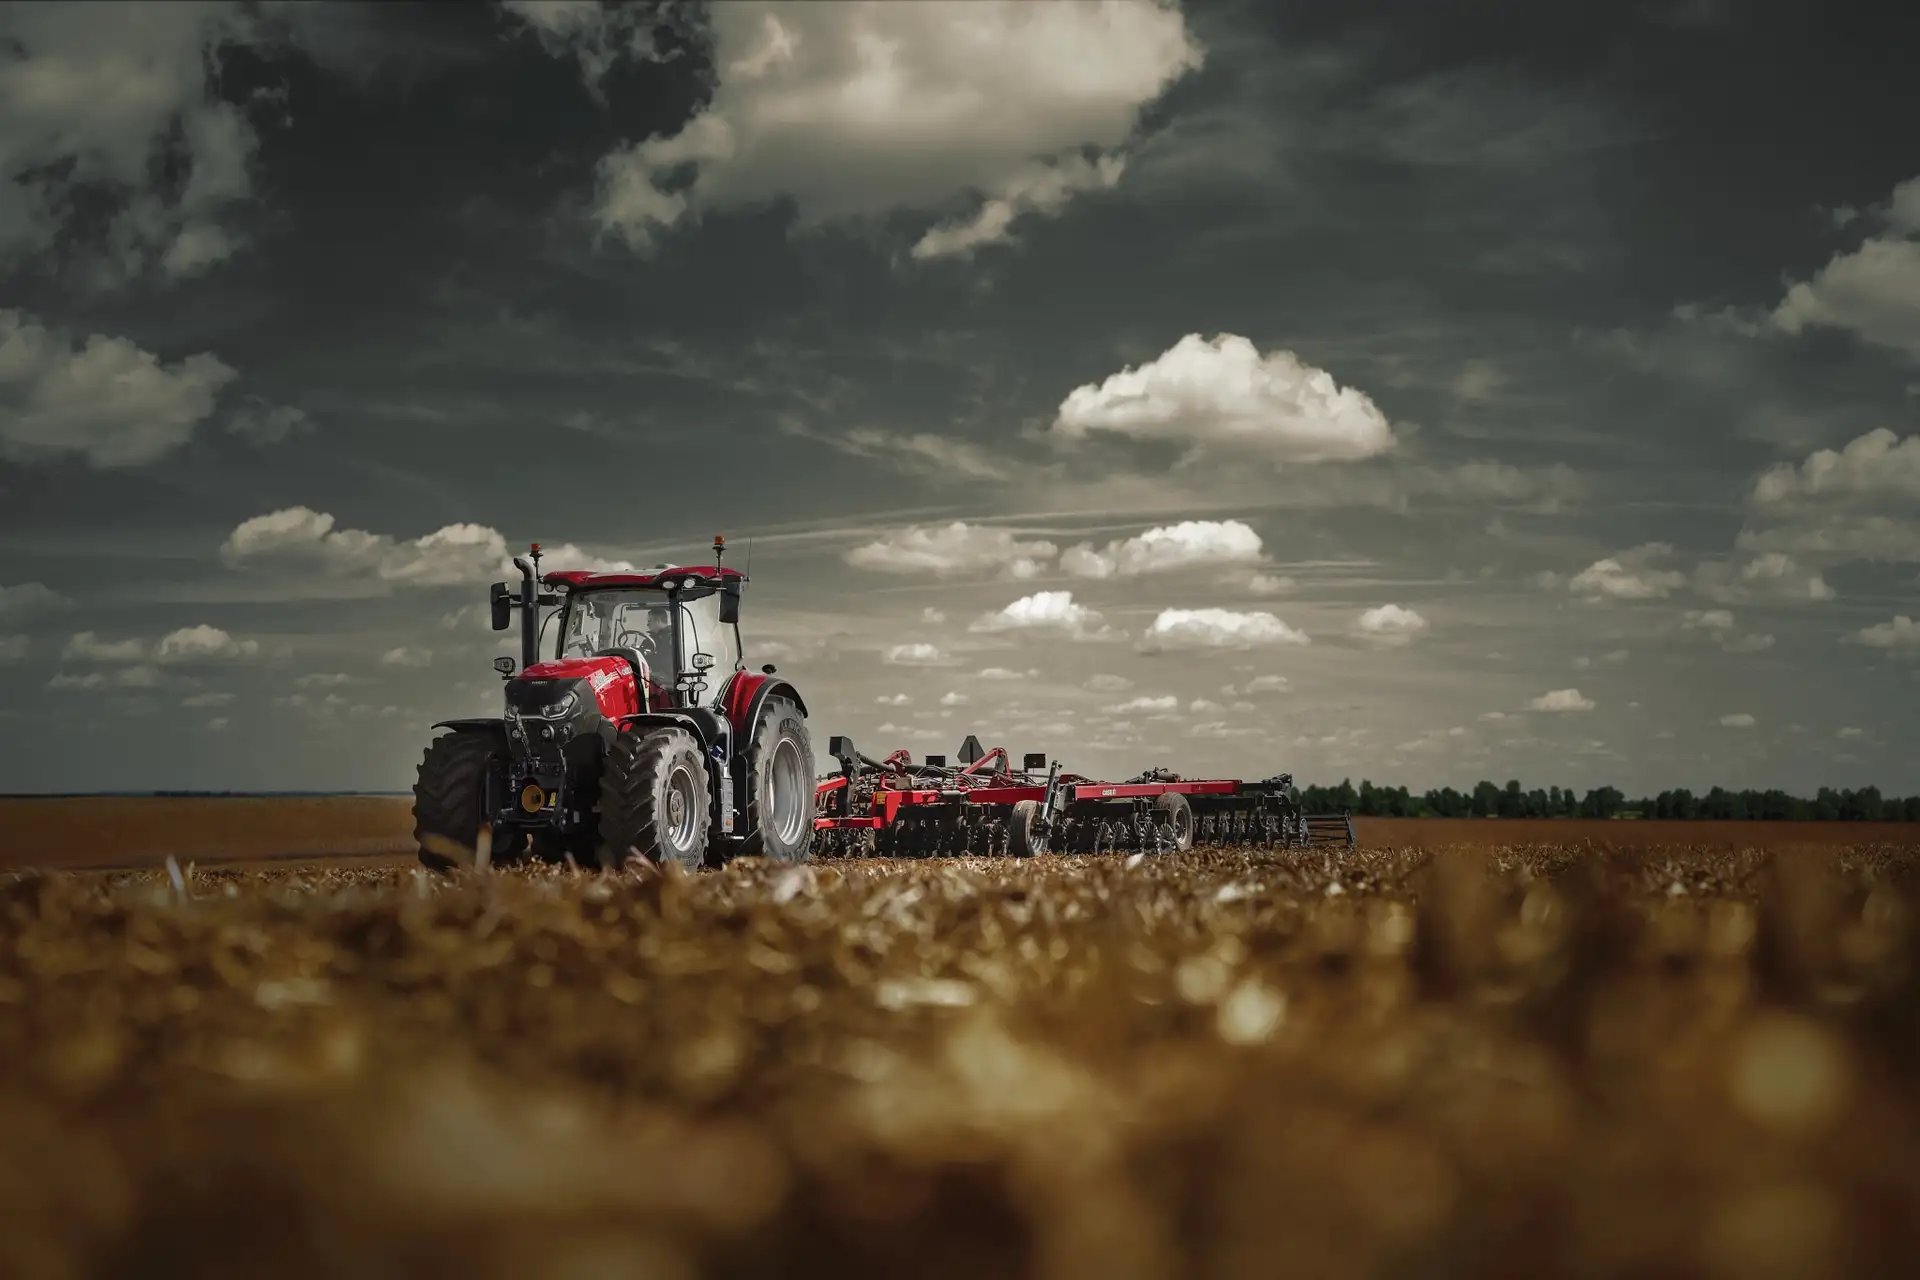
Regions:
[[1, 0, 1917, 796]]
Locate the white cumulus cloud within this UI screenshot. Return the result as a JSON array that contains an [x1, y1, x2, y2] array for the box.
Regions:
[[1059, 518, 1265, 579], [0, 309, 237, 466], [845, 522, 1057, 578], [585, 0, 1202, 255], [1052, 333, 1395, 464], [1529, 688, 1595, 712], [969, 590, 1115, 640], [884, 642, 956, 666], [1354, 603, 1429, 646], [220, 507, 635, 587], [1138, 607, 1309, 652], [1568, 543, 1687, 600], [1851, 615, 1920, 652], [1720, 713, 1757, 728], [380, 647, 433, 669]]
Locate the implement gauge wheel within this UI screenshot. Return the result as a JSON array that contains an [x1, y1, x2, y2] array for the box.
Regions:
[[597, 725, 712, 872], [1153, 791, 1194, 853], [740, 695, 814, 863], [1007, 799, 1048, 859]]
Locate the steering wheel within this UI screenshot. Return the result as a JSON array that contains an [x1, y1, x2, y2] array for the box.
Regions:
[[613, 629, 658, 664]]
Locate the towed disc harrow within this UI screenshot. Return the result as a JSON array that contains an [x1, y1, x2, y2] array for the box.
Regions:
[[812, 734, 1354, 859]]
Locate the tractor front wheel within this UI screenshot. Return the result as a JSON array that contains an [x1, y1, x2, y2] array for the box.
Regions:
[[739, 695, 814, 863], [413, 730, 520, 871], [1153, 791, 1194, 853], [597, 726, 712, 872]]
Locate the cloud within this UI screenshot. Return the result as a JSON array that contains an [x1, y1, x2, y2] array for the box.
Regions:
[[225, 395, 312, 445], [0, 309, 238, 466], [884, 642, 956, 666], [875, 693, 912, 707], [1573, 649, 1630, 670], [913, 152, 1127, 260], [1838, 726, 1865, 740], [975, 666, 1035, 680], [220, 507, 636, 587], [0, 582, 71, 623], [381, 647, 433, 669], [1223, 674, 1290, 696], [1059, 519, 1265, 579], [1084, 673, 1134, 693], [815, 427, 1011, 482], [1528, 688, 1595, 712], [0, 2, 289, 281], [156, 625, 259, 663], [1353, 603, 1429, 647], [49, 666, 159, 691], [62, 632, 149, 663], [968, 590, 1115, 640], [1738, 430, 1920, 565], [1682, 609, 1735, 633], [921, 607, 947, 624], [1722, 632, 1775, 654], [1051, 333, 1395, 464], [181, 691, 235, 708], [845, 522, 1057, 578], [1693, 552, 1835, 604], [1138, 607, 1309, 652], [587, 0, 1202, 253], [1567, 543, 1686, 600], [498, 0, 692, 95], [0, 635, 27, 662], [938, 691, 970, 708], [1108, 694, 1179, 714], [1851, 615, 1920, 653], [1771, 229, 1920, 360], [1241, 571, 1295, 596], [1750, 428, 1920, 506], [1720, 713, 1757, 728], [62, 625, 259, 666]]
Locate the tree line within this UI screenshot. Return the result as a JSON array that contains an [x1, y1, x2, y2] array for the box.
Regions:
[[1296, 779, 1920, 822]]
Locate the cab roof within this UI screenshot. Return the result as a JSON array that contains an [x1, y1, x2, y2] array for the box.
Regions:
[[541, 565, 745, 591]]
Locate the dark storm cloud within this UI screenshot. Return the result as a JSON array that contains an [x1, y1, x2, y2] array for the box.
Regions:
[[0, 0, 1915, 795]]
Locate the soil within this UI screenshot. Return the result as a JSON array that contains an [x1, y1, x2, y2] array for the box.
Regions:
[[3, 840, 1919, 1279]]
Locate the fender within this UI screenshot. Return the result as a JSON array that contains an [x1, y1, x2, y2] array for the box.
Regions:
[[612, 710, 729, 751], [722, 672, 809, 741], [431, 718, 505, 734]]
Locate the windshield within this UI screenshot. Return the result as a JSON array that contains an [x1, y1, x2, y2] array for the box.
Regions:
[[556, 587, 739, 707]]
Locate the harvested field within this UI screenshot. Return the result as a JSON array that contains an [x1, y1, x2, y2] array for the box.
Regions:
[[4, 796, 1916, 871], [0, 797, 416, 870], [4, 842, 1920, 1279]]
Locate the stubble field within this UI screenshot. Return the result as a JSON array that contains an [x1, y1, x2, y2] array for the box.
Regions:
[[3, 814, 1920, 1279]]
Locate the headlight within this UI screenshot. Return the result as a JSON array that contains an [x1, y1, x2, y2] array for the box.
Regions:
[[535, 691, 580, 719]]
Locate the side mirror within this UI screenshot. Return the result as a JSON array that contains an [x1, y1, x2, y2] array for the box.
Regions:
[[691, 652, 715, 671], [1023, 753, 1047, 771], [493, 656, 516, 677], [489, 582, 512, 631], [719, 583, 741, 625]]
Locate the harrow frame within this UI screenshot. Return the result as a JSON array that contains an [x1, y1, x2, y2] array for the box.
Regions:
[[812, 734, 1355, 858]]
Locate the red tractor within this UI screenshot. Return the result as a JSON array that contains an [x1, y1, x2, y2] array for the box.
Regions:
[[412, 536, 815, 872]]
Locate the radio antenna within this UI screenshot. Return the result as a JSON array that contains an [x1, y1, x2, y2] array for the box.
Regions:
[[744, 534, 753, 580]]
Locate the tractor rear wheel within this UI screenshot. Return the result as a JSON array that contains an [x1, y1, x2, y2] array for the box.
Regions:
[[597, 726, 711, 872], [413, 729, 519, 871], [1153, 791, 1194, 853], [739, 695, 814, 863]]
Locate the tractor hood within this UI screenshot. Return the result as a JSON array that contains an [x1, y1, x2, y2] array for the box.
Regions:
[[515, 656, 643, 720]]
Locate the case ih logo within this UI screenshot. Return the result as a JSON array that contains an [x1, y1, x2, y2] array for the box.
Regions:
[[589, 668, 620, 693]]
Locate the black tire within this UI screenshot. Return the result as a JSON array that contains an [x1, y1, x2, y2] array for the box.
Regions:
[[413, 730, 519, 871], [738, 695, 814, 863], [1154, 791, 1194, 853], [1007, 799, 1048, 858], [596, 726, 712, 872]]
